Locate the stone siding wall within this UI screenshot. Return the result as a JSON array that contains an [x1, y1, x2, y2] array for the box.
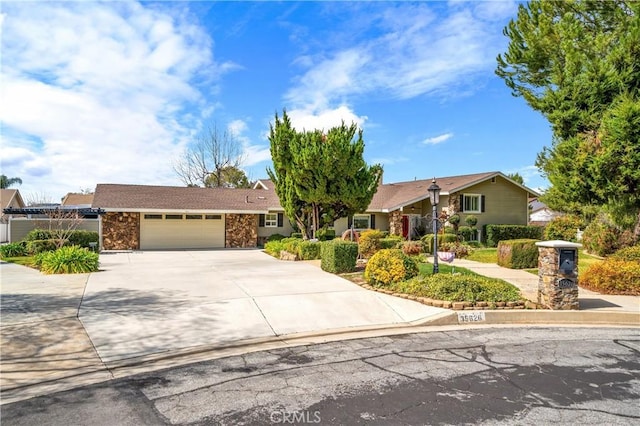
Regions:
[[537, 246, 579, 310], [226, 214, 257, 248], [389, 210, 403, 236], [102, 212, 140, 250]]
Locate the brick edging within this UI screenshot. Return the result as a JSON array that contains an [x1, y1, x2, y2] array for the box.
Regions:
[[351, 280, 542, 310]]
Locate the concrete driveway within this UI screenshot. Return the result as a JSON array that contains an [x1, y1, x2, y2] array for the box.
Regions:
[[80, 250, 447, 364]]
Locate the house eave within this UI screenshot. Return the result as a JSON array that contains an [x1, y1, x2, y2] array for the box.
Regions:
[[100, 208, 272, 214]]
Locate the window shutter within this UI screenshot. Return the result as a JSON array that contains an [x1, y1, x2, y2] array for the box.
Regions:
[[259, 214, 265, 227], [481, 195, 486, 213], [277, 213, 284, 227], [460, 194, 464, 212], [370, 214, 376, 229], [348, 216, 353, 229]]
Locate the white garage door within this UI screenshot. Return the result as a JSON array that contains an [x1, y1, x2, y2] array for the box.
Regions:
[[140, 213, 225, 249]]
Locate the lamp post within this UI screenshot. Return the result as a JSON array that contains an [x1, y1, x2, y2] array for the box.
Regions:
[[428, 178, 441, 274]]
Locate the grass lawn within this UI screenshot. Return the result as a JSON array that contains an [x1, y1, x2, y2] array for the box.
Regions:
[[417, 262, 479, 276], [466, 248, 497, 263]]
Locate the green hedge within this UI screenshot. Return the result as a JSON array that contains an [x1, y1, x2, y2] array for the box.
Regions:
[[421, 233, 458, 254], [26, 239, 66, 255], [267, 233, 286, 242], [497, 239, 540, 269], [484, 225, 543, 247], [320, 240, 358, 273], [24, 229, 98, 248], [298, 241, 321, 260], [380, 236, 402, 249]]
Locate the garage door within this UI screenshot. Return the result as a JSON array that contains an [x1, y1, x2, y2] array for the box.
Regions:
[[140, 213, 225, 249]]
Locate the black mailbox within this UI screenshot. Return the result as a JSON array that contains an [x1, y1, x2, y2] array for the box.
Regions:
[[559, 248, 576, 274]]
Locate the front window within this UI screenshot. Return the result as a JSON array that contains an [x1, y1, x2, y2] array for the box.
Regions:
[[353, 214, 371, 230], [265, 213, 278, 227], [463, 194, 481, 213]]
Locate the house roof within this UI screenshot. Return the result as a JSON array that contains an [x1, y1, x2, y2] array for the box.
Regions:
[[0, 189, 25, 210], [92, 184, 283, 213], [61, 192, 94, 207], [92, 171, 539, 214], [369, 171, 539, 212]]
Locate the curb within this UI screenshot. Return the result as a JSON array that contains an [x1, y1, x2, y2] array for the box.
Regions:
[[2, 310, 638, 406]]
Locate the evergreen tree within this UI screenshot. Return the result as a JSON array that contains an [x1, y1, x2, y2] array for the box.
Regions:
[[267, 111, 382, 239], [496, 0, 640, 240]]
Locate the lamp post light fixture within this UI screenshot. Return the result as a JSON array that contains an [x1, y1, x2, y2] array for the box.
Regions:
[[428, 178, 441, 274]]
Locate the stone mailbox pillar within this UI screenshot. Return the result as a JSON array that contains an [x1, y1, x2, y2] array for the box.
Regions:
[[535, 240, 582, 310]]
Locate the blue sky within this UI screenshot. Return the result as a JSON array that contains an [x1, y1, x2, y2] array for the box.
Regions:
[[0, 1, 551, 202]]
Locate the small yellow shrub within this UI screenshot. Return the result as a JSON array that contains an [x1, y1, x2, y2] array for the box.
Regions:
[[364, 249, 418, 287], [359, 229, 385, 258], [581, 259, 640, 295]]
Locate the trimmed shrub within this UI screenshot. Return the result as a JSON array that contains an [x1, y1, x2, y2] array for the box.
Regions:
[[264, 239, 286, 257], [283, 238, 302, 255], [36, 246, 99, 274], [321, 240, 358, 273], [415, 274, 522, 302], [581, 259, 640, 295], [401, 240, 424, 256], [298, 241, 321, 260], [465, 215, 478, 227], [485, 225, 543, 247], [25, 229, 54, 241], [67, 230, 98, 247], [364, 249, 418, 287], [289, 232, 303, 239], [380, 236, 403, 249], [421, 233, 458, 254], [582, 214, 625, 256], [358, 229, 386, 258], [23, 229, 98, 248], [610, 245, 640, 262], [315, 228, 336, 241], [0, 242, 27, 258], [497, 239, 540, 269], [440, 242, 474, 259], [458, 226, 477, 242], [26, 239, 66, 255], [543, 215, 584, 242], [267, 233, 286, 242], [448, 214, 461, 226]]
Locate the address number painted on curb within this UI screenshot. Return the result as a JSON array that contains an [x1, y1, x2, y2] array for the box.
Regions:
[[457, 311, 486, 323]]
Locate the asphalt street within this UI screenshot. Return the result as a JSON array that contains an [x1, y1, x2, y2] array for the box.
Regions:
[[2, 327, 639, 425]]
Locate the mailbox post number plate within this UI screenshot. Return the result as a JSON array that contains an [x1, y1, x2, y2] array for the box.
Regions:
[[557, 278, 577, 289]]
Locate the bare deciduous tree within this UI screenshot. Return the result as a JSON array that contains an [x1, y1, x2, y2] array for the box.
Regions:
[[174, 123, 250, 188]]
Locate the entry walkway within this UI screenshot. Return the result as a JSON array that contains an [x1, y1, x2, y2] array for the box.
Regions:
[[449, 258, 640, 312]]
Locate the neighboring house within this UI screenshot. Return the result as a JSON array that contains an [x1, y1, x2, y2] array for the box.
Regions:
[[0, 189, 26, 242], [61, 192, 94, 208], [3, 192, 102, 243], [529, 199, 563, 225], [92, 184, 293, 250], [92, 171, 537, 250]]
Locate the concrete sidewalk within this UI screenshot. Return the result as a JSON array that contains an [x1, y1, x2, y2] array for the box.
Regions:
[[449, 258, 640, 313]]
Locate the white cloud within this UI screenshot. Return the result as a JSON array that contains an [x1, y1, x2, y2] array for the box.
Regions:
[[0, 2, 230, 197], [287, 105, 367, 132], [423, 133, 453, 145], [284, 3, 508, 111]]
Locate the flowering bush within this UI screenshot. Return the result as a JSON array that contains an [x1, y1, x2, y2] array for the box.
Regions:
[[358, 229, 386, 258], [440, 242, 474, 259], [364, 249, 418, 287], [581, 259, 640, 295]]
